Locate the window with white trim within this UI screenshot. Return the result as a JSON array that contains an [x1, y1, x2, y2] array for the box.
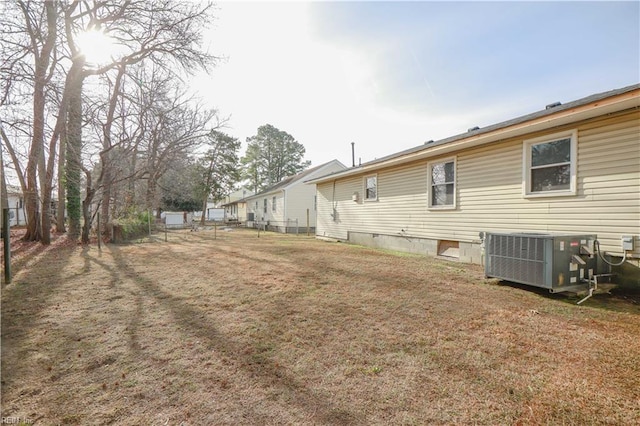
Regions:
[[263, 198, 267, 213], [364, 175, 377, 201], [428, 158, 456, 208], [272, 196, 276, 212], [524, 130, 576, 196]]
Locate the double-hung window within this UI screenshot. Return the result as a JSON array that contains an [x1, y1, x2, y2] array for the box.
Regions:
[[263, 198, 267, 213], [272, 196, 276, 212], [364, 175, 377, 201], [524, 130, 576, 197], [428, 158, 456, 208]]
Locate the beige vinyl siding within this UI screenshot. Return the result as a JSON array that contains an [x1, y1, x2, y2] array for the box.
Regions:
[[285, 183, 315, 227], [244, 193, 280, 223], [245, 160, 346, 229], [316, 111, 640, 256], [272, 194, 284, 223], [285, 161, 346, 228], [317, 176, 363, 240]]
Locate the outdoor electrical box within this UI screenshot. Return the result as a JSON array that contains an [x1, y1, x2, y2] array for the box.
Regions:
[[485, 233, 597, 293], [622, 236, 634, 252]]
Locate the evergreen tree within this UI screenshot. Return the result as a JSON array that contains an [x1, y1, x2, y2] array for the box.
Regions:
[[241, 124, 310, 192]]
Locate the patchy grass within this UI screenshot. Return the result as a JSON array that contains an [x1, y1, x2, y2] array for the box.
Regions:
[[2, 228, 640, 425]]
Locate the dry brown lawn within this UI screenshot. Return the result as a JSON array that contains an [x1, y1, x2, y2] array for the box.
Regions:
[[2, 227, 640, 425]]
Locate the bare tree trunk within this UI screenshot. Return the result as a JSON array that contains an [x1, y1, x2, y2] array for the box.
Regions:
[[146, 178, 157, 215], [200, 196, 208, 225], [101, 165, 111, 236], [1, 142, 8, 210], [66, 64, 84, 240], [41, 179, 53, 244], [199, 156, 215, 226], [24, 153, 42, 240], [42, 120, 65, 244], [81, 166, 96, 244], [127, 151, 137, 209], [100, 64, 125, 238], [21, 0, 57, 242], [56, 126, 66, 232]]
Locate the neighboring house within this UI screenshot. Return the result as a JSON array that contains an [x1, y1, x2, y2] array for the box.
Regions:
[[307, 84, 640, 286], [244, 160, 347, 233], [220, 187, 255, 219], [4, 185, 27, 226]]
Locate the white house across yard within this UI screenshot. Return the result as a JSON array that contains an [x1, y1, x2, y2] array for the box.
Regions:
[[243, 160, 347, 233]]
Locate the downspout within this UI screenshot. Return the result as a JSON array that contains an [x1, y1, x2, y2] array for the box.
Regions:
[[282, 189, 287, 230]]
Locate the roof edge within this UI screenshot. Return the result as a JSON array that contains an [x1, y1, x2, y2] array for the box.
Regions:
[[307, 84, 640, 184]]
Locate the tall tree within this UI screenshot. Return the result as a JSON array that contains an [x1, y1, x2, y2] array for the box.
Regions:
[[157, 156, 202, 213], [58, 0, 217, 241], [136, 72, 218, 217], [17, 0, 58, 241], [1, 0, 218, 244], [196, 130, 241, 225], [241, 124, 310, 192]]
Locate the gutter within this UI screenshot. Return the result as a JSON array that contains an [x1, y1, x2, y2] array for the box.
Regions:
[[282, 188, 286, 225]]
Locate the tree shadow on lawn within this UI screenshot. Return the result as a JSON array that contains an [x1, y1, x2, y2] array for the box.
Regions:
[[106, 243, 359, 425], [1, 241, 76, 401]]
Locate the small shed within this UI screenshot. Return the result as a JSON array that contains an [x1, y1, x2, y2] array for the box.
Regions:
[[207, 208, 225, 221], [163, 211, 185, 228]]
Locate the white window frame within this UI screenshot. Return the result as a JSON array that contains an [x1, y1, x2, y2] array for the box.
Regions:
[[272, 196, 277, 212], [364, 174, 378, 202], [523, 130, 577, 198], [263, 198, 267, 213], [427, 157, 457, 210]]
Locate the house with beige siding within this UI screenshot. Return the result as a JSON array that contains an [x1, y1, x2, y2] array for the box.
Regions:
[[307, 84, 640, 288], [220, 187, 255, 221], [243, 160, 347, 233]]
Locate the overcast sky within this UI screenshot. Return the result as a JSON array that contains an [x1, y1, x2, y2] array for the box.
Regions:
[[191, 1, 640, 167]]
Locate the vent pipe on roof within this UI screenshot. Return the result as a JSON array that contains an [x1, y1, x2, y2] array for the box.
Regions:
[[351, 142, 355, 167], [546, 101, 562, 109]]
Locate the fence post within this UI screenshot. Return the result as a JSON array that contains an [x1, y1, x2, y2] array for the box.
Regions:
[[3, 209, 11, 284], [296, 219, 299, 235], [165, 224, 168, 242]]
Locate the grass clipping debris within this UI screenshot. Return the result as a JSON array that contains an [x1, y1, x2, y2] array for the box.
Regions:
[[2, 228, 639, 425]]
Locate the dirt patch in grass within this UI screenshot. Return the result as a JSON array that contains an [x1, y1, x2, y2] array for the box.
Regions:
[[2, 228, 640, 425]]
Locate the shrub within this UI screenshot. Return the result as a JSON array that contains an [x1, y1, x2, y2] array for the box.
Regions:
[[111, 210, 152, 242]]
